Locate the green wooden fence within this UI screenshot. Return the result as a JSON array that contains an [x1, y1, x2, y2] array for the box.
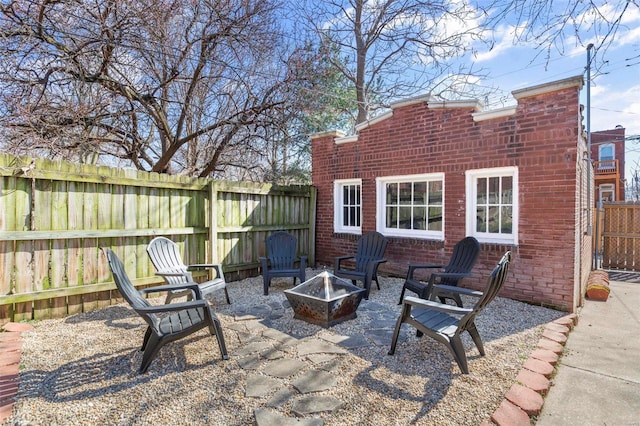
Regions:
[[0, 154, 316, 323]]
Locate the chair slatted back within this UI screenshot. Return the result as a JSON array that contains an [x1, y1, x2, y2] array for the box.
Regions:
[[457, 251, 511, 332], [354, 231, 388, 272], [147, 237, 190, 286], [441, 236, 481, 286], [104, 249, 158, 329], [266, 231, 298, 270]]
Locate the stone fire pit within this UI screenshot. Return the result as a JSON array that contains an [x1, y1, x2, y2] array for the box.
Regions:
[[284, 270, 366, 328]]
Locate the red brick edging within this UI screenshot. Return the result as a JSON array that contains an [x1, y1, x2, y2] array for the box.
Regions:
[[481, 313, 578, 426], [0, 322, 34, 423]]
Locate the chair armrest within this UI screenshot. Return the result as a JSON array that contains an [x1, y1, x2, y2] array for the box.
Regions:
[[187, 263, 225, 281], [139, 283, 203, 299], [365, 258, 387, 276], [429, 271, 470, 283], [431, 284, 483, 298], [155, 270, 189, 277], [136, 299, 208, 314], [406, 263, 444, 280], [334, 255, 355, 270], [403, 296, 472, 315]]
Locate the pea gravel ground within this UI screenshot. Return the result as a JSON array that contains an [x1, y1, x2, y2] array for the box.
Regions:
[[4, 269, 563, 425]]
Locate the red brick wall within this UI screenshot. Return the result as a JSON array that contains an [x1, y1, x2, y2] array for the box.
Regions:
[[312, 79, 587, 311]]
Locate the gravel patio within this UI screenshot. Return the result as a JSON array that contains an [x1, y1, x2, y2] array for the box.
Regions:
[[4, 269, 564, 425]]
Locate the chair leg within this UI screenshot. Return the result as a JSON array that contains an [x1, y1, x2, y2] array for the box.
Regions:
[[388, 304, 410, 355], [140, 334, 163, 374], [398, 285, 406, 305], [449, 335, 469, 374], [141, 327, 153, 351], [223, 286, 231, 304], [207, 314, 229, 360], [466, 323, 485, 356], [263, 275, 270, 296]]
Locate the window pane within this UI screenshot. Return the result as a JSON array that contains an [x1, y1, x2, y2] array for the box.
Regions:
[[386, 206, 397, 228], [477, 206, 486, 232], [343, 207, 349, 226], [355, 208, 361, 227], [414, 182, 427, 204], [355, 185, 361, 204], [428, 206, 442, 231], [399, 206, 412, 229], [343, 186, 349, 204], [477, 178, 487, 204], [428, 181, 442, 204], [399, 183, 412, 205], [488, 206, 499, 233], [488, 177, 500, 204], [502, 177, 512, 204], [501, 206, 512, 233], [413, 207, 426, 230], [386, 183, 397, 204]]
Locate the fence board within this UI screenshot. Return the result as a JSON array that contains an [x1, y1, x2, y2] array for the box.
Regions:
[[601, 203, 640, 271], [0, 154, 315, 323]]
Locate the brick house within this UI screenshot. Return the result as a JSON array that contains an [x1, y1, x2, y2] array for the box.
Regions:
[[591, 126, 626, 204], [311, 76, 592, 312]]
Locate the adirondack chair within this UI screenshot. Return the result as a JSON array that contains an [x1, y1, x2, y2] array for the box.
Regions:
[[388, 251, 511, 374], [398, 236, 480, 307], [334, 231, 388, 299], [146, 236, 230, 304], [104, 248, 228, 374], [259, 231, 307, 295]]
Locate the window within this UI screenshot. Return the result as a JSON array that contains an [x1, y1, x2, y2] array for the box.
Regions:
[[598, 144, 614, 161], [334, 179, 362, 233], [376, 174, 444, 239], [598, 143, 615, 171], [466, 167, 518, 244]]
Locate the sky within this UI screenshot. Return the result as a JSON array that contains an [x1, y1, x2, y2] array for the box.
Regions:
[[465, 3, 640, 175]]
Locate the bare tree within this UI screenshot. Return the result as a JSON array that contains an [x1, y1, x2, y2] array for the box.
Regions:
[[299, 0, 492, 125], [489, 0, 639, 70], [0, 0, 324, 179]]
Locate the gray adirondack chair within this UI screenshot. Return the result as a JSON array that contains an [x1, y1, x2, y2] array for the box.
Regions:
[[259, 231, 307, 295], [398, 236, 480, 306], [334, 231, 388, 299], [388, 251, 511, 374], [146, 236, 230, 304], [104, 248, 228, 374]]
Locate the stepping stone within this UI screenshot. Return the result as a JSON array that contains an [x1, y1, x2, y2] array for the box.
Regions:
[[319, 333, 369, 349], [254, 409, 324, 426], [226, 323, 248, 333], [266, 388, 297, 407], [263, 329, 299, 347], [292, 396, 344, 415], [263, 349, 286, 360], [292, 370, 337, 393], [359, 301, 387, 312], [245, 374, 280, 398], [262, 358, 307, 378], [364, 328, 394, 346], [237, 354, 262, 370], [297, 341, 347, 356], [246, 305, 273, 318], [305, 354, 337, 365], [236, 341, 273, 357]]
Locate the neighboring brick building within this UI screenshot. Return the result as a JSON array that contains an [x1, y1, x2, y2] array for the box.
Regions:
[[311, 76, 592, 312], [590, 126, 626, 203]]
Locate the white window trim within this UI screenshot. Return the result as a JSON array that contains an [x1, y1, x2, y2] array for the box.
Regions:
[[376, 173, 445, 240], [465, 167, 518, 245], [334, 179, 362, 234]]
